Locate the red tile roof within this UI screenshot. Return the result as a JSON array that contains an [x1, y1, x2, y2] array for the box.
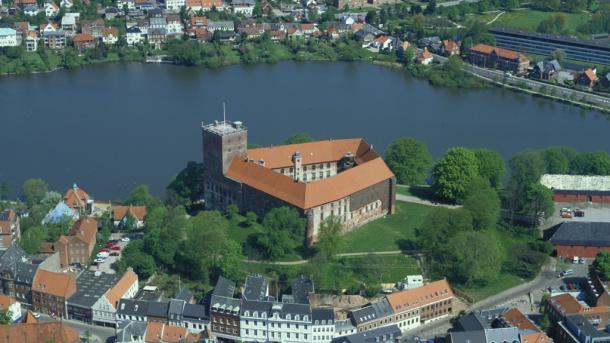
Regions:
[[226, 139, 394, 209], [0, 209, 17, 235], [471, 43, 528, 62], [63, 185, 90, 208], [69, 217, 97, 246], [32, 269, 77, 299], [584, 68, 598, 82], [549, 293, 584, 315], [0, 294, 16, 310], [145, 322, 196, 343], [385, 279, 454, 313], [103, 27, 119, 37], [72, 33, 95, 42], [113, 205, 147, 222], [105, 270, 138, 310], [0, 322, 79, 343]]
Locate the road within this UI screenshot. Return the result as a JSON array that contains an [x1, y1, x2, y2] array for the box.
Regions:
[[396, 194, 461, 209], [431, 54, 610, 110], [404, 258, 592, 340], [37, 314, 116, 343]]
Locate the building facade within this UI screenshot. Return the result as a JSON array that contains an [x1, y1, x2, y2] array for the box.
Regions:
[[0, 209, 20, 250], [56, 217, 97, 268], [31, 269, 77, 317], [540, 174, 610, 203], [201, 120, 396, 244], [489, 27, 610, 66], [469, 43, 530, 74], [548, 222, 610, 259]]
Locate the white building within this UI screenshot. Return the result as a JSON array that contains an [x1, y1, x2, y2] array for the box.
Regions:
[[92, 270, 139, 326], [232, 0, 255, 16], [0, 28, 19, 47], [60, 0, 73, 8], [0, 295, 22, 323], [126, 26, 143, 45], [165, 0, 185, 11], [45, 2, 59, 17], [166, 15, 184, 36], [61, 12, 80, 35], [23, 4, 40, 16], [25, 31, 38, 51], [102, 27, 119, 45], [117, 0, 135, 10]]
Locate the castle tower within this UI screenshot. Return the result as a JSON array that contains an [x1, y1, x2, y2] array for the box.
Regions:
[[201, 119, 248, 210]]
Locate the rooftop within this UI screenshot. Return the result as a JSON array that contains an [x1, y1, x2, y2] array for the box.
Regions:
[[243, 274, 269, 301], [490, 26, 610, 50], [68, 271, 120, 308], [386, 279, 454, 313], [540, 174, 610, 192], [549, 222, 610, 247], [202, 120, 246, 136], [331, 324, 402, 343]]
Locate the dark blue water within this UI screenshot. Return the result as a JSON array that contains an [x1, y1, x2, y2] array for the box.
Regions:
[[1, 61, 609, 199]]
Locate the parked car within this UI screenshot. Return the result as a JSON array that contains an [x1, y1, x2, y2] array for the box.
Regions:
[[104, 242, 114, 248], [100, 249, 110, 253], [562, 212, 573, 218], [97, 252, 109, 258], [94, 258, 105, 263], [32, 312, 41, 319], [121, 237, 130, 242], [563, 269, 574, 276], [574, 209, 585, 217], [111, 246, 121, 251], [579, 257, 586, 264], [110, 251, 120, 256]]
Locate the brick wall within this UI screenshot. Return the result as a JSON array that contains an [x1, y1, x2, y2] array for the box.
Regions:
[[552, 193, 610, 203], [555, 245, 610, 259]]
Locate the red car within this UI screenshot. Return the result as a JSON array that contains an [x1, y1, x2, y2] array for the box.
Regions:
[[561, 212, 573, 219], [111, 246, 122, 251], [104, 243, 114, 248], [100, 249, 110, 253]]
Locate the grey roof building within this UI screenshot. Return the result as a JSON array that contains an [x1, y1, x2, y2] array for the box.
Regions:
[[147, 301, 170, 320], [559, 314, 610, 343], [292, 275, 314, 304], [331, 324, 402, 343], [116, 298, 149, 321], [168, 299, 186, 324], [67, 271, 120, 323], [349, 298, 393, 326], [0, 245, 28, 296], [312, 307, 335, 324], [549, 222, 610, 247], [116, 321, 147, 343], [449, 327, 520, 343], [176, 287, 194, 303], [243, 274, 269, 301]]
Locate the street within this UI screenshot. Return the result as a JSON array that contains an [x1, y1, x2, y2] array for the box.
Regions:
[[36, 313, 116, 343], [404, 257, 591, 340]]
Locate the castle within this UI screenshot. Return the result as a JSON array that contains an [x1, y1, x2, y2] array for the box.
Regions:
[[201, 119, 396, 243]]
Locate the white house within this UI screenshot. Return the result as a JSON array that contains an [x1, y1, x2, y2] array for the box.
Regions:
[[165, 0, 185, 11], [40, 22, 59, 34], [232, 0, 255, 16], [166, 16, 184, 36], [25, 31, 38, 51], [0, 28, 19, 47], [102, 27, 119, 45], [312, 308, 335, 343], [92, 269, 138, 326], [125, 26, 143, 46], [61, 12, 80, 35], [0, 295, 22, 323], [45, 2, 59, 17], [117, 0, 135, 10], [60, 0, 73, 8], [23, 4, 40, 16]]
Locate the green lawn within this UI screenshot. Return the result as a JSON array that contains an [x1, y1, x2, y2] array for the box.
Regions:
[[241, 254, 421, 285], [340, 202, 434, 253], [493, 10, 591, 34]]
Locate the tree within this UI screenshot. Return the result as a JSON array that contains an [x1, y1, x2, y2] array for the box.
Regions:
[[474, 149, 505, 189], [225, 204, 239, 219], [551, 49, 566, 64], [523, 183, 555, 226], [592, 251, 610, 280], [218, 239, 244, 281], [284, 133, 314, 145], [0, 309, 11, 324], [257, 207, 306, 259], [503, 0, 519, 10], [385, 137, 432, 185], [166, 161, 204, 210], [543, 146, 575, 174], [126, 184, 152, 206], [450, 230, 501, 287], [22, 178, 48, 205], [316, 215, 343, 259], [506, 151, 545, 216], [186, 211, 229, 264], [245, 211, 258, 226], [0, 182, 10, 200], [418, 207, 473, 252], [463, 178, 501, 231], [570, 151, 610, 175], [117, 240, 157, 279], [432, 148, 479, 203], [19, 227, 46, 254], [424, 0, 436, 15]]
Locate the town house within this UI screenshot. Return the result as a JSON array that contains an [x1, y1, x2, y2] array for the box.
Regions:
[[102, 27, 119, 45], [56, 217, 97, 268], [73, 33, 96, 51], [32, 269, 77, 318], [469, 43, 530, 74], [0, 209, 20, 250]]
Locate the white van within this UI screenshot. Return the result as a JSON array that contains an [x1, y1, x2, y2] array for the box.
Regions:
[[563, 269, 574, 276], [573, 256, 579, 264]]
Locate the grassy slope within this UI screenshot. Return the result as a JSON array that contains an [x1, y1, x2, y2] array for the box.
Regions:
[[492, 10, 591, 34], [340, 202, 433, 253]]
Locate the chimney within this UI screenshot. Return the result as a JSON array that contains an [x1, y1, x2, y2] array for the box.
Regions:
[[292, 151, 302, 181]]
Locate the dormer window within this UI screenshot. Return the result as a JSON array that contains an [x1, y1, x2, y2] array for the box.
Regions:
[[295, 315, 299, 321], [286, 314, 291, 320], [245, 311, 250, 317]]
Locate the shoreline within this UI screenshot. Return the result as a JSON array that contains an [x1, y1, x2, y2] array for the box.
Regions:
[[2, 56, 608, 113]]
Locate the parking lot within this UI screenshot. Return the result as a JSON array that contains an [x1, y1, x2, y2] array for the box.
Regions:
[[89, 233, 131, 274], [543, 202, 610, 229]]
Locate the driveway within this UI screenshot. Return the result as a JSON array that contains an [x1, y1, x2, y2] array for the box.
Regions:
[[542, 202, 610, 231], [90, 236, 131, 274]]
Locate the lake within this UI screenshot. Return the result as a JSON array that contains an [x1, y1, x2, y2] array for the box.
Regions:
[[2, 61, 609, 200]]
